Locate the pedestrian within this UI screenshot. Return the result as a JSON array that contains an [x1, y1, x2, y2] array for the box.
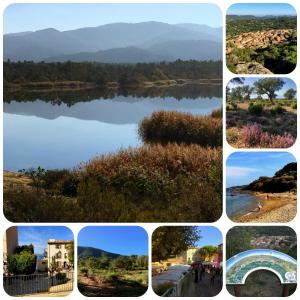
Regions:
[[210, 267, 216, 286], [193, 263, 198, 283], [199, 264, 203, 281]]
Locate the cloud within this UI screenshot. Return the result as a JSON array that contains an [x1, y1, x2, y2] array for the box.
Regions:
[[227, 166, 259, 178]]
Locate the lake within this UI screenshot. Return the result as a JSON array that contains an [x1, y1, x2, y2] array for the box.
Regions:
[[4, 85, 222, 171], [226, 188, 259, 219]]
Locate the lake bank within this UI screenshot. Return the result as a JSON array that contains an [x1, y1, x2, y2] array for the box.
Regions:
[[4, 78, 222, 92], [233, 191, 296, 223]]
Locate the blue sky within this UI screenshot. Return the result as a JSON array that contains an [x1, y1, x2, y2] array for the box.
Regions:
[[227, 77, 296, 99], [18, 226, 74, 254], [78, 226, 148, 256], [4, 3, 222, 34], [226, 152, 296, 187], [227, 3, 296, 16], [196, 226, 222, 247]]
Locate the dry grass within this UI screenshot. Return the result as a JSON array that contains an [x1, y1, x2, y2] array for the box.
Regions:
[[138, 110, 222, 147]]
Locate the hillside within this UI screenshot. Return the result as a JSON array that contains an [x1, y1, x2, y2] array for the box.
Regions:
[[78, 246, 120, 260], [243, 162, 296, 193], [227, 29, 296, 51], [226, 15, 296, 38], [4, 21, 222, 62]]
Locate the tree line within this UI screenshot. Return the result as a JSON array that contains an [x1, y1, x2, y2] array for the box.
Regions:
[[79, 254, 148, 274], [227, 78, 296, 103], [4, 60, 222, 86]]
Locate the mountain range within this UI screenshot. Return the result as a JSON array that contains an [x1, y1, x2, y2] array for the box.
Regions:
[[78, 246, 121, 260], [4, 21, 222, 63]]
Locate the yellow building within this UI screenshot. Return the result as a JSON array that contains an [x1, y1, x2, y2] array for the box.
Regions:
[[47, 239, 72, 270]]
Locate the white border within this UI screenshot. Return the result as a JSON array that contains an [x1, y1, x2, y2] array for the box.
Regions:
[[0, 1, 299, 300]]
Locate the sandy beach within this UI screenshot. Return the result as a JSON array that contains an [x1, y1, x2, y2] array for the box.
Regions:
[[233, 191, 297, 223]]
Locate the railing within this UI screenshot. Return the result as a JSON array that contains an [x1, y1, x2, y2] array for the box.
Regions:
[[162, 270, 192, 297], [3, 271, 74, 296]]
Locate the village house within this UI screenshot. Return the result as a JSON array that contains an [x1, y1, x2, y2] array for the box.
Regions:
[[47, 239, 73, 270]]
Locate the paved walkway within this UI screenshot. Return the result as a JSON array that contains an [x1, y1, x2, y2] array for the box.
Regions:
[[183, 273, 222, 297]]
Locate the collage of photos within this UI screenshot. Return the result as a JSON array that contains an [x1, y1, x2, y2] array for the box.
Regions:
[[1, 1, 298, 299]]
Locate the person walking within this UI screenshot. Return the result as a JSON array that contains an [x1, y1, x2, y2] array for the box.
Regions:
[[193, 263, 199, 283], [199, 264, 203, 281], [210, 266, 216, 286]]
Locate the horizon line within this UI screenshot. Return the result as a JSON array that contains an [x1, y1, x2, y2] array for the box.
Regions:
[[4, 21, 222, 35]]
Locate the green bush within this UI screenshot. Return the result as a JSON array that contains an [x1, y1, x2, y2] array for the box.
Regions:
[[7, 252, 36, 275], [79, 267, 89, 277], [15, 244, 34, 254], [291, 102, 297, 110], [248, 102, 263, 115], [55, 272, 67, 283], [42, 169, 79, 197], [4, 191, 79, 222], [270, 105, 285, 115]]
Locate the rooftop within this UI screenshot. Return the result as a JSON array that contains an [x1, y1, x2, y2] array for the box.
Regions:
[[48, 239, 73, 244]]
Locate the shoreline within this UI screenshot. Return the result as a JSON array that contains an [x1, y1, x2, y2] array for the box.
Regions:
[[233, 191, 296, 223], [4, 78, 222, 92]]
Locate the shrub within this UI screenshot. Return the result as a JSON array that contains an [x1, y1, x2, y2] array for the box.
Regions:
[[248, 102, 263, 115], [210, 108, 223, 118], [55, 272, 67, 283], [80, 267, 89, 277], [4, 191, 79, 222], [78, 144, 222, 222], [138, 111, 222, 147], [241, 123, 295, 148], [15, 244, 34, 254], [7, 252, 36, 275], [291, 102, 297, 110], [106, 273, 119, 283], [42, 169, 79, 197], [270, 105, 285, 115]]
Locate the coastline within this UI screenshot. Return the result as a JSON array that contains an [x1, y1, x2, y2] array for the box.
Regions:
[[233, 191, 297, 223]]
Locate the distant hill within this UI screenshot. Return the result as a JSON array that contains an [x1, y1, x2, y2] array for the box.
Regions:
[[4, 21, 222, 62], [243, 162, 297, 193], [226, 15, 297, 37], [148, 40, 222, 61], [78, 246, 120, 260], [45, 46, 171, 63], [46, 40, 222, 63]]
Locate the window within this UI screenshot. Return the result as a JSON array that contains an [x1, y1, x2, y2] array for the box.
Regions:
[[56, 251, 62, 259], [55, 244, 61, 249]]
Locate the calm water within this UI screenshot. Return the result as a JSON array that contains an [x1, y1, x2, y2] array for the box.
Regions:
[[4, 86, 222, 171], [226, 189, 259, 219]]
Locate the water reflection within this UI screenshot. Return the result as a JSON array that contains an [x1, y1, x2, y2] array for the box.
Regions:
[[4, 85, 222, 170]]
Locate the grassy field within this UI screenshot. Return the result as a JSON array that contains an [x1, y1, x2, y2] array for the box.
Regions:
[[226, 99, 296, 148]]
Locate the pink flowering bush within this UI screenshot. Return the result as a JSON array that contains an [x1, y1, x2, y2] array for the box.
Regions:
[[241, 123, 295, 148]]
